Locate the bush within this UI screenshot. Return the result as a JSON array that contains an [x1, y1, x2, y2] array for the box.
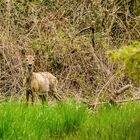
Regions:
[[108, 41, 140, 81]]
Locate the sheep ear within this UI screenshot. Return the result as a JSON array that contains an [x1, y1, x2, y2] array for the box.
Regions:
[[21, 48, 26, 56], [33, 56, 36, 60]]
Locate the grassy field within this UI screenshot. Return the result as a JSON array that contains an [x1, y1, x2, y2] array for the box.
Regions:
[[0, 100, 139, 140]]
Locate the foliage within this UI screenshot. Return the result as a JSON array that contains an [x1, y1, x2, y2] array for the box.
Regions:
[[0, 0, 140, 101], [0, 101, 139, 140], [108, 41, 140, 81]]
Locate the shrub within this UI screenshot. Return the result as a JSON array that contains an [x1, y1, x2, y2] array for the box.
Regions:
[[108, 41, 140, 81]]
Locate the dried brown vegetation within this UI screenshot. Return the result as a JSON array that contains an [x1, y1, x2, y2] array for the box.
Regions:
[[0, 0, 140, 103]]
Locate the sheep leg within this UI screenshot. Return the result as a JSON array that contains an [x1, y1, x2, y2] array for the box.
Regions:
[[52, 88, 61, 101], [42, 95, 46, 102], [39, 95, 46, 104], [31, 94, 35, 104], [42, 95, 46, 104], [26, 90, 30, 105]]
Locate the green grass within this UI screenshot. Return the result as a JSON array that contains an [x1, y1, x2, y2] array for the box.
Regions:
[[0, 101, 139, 140]]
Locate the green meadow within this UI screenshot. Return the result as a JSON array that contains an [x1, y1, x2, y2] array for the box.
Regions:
[[0, 101, 139, 140]]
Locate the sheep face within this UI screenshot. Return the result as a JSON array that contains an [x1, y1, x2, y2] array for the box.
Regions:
[[26, 55, 35, 71]]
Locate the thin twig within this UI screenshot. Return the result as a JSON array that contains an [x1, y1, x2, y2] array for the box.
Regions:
[[115, 84, 132, 96], [94, 75, 115, 109]]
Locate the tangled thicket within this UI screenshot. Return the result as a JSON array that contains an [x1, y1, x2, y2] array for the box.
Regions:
[[0, 0, 140, 102]]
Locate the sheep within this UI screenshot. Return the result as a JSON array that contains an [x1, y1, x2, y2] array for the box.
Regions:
[[25, 55, 61, 104]]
